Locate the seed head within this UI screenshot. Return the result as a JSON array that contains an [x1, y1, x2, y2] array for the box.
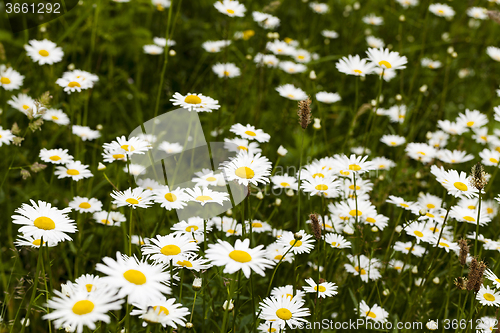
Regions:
[[458, 238, 469, 266], [470, 162, 487, 191], [466, 258, 486, 292], [297, 97, 312, 129], [310, 213, 321, 240]]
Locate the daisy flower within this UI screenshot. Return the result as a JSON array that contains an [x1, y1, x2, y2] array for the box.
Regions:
[[457, 109, 488, 130], [271, 174, 299, 191], [212, 63, 241, 78], [477, 285, 500, 306], [387, 195, 419, 212], [71, 274, 108, 294], [344, 254, 382, 282], [366, 36, 385, 48], [152, 0, 170, 10], [222, 151, 272, 186], [451, 206, 490, 226], [152, 186, 190, 210], [205, 238, 274, 278], [43, 289, 123, 333], [479, 149, 500, 166], [279, 61, 307, 74], [362, 14, 384, 25], [405, 142, 436, 164], [185, 187, 230, 206], [12, 200, 76, 243], [254, 53, 280, 67], [224, 138, 262, 155], [487, 46, 500, 62], [170, 92, 220, 112], [102, 136, 151, 156], [467, 7, 487, 20], [396, 0, 418, 8], [278, 230, 315, 255], [275, 84, 308, 101], [266, 242, 294, 263], [421, 58, 442, 69], [130, 296, 190, 328], [229, 124, 270, 142], [96, 252, 173, 304], [357, 300, 389, 322], [336, 55, 375, 77], [24, 39, 64, 65], [252, 12, 280, 29], [394, 241, 426, 257], [405, 222, 434, 244], [171, 217, 210, 235], [0, 127, 15, 147], [321, 30, 339, 39], [202, 40, 231, 53], [124, 164, 146, 176], [430, 165, 478, 199], [55, 77, 85, 94], [309, 2, 329, 14], [15, 234, 59, 248], [301, 176, 340, 196], [72, 125, 101, 141], [324, 233, 351, 249], [429, 3, 455, 18], [142, 234, 199, 264], [158, 141, 183, 154], [0, 65, 24, 90], [131, 235, 150, 246], [7, 93, 35, 114], [246, 220, 272, 233], [173, 253, 211, 271], [437, 149, 474, 164], [432, 237, 459, 252], [214, 0, 246, 17], [293, 49, 312, 63], [266, 40, 295, 56], [271, 285, 305, 301], [418, 193, 442, 210], [93, 211, 126, 227], [366, 47, 407, 70], [111, 187, 153, 209], [333, 154, 376, 175], [380, 134, 406, 147], [69, 197, 103, 213], [438, 120, 467, 136], [192, 169, 225, 187], [259, 296, 310, 329], [371, 157, 396, 170], [54, 161, 93, 181], [484, 269, 500, 289], [42, 109, 70, 125], [315, 92, 341, 104], [143, 45, 164, 55], [303, 278, 338, 298], [153, 37, 176, 47]]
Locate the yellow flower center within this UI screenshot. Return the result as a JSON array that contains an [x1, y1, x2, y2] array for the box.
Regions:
[[439, 242, 449, 247], [121, 144, 135, 152], [400, 203, 409, 208], [51, 116, 59, 120], [244, 130, 257, 136], [177, 260, 193, 268], [72, 300, 94, 315], [126, 198, 139, 205], [237, 146, 248, 151], [378, 60, 392, 69], [196, 195, 212, 202], [161, 244, 181, 256], [349, 209, 362, 217], [276, 308, 293, 320], [366, 311, 377, 318], [280, 182, 290, 187], [186, 225, 199, 232], [153, 305, 169, 315], [85, 284, 93, 292], [348, 164, 361, 171], [113, 154, 125, 159], [123, 269, 147, 285], [184, 94, 202, 104], [314, 285, 326, 292], [414, 230, 424, 237], [235, 166, 255, 179], [340, 170, 350, 176], [312, 173, 324, 178], [252, 222, 263, 228], [454, 182, 468, 191], [349, 185, 361, 190], [226, 8, 235, 14], [206, 176, 217, 182], [354, 266, 367, 275], [68, 81, 81, 88], [67, 169, 80, 176], [290, 240, 303, 247], [484, 293, 496, 302], [23, 104, 30, 110], [366, 217, 376, 223], [164, 193, 177, 202], [228, 250, 252, 263], [34, 216, 55, 230], [466, 121, 474, 127], [79, 202, 91, 209], [427, 203, 435, 209], [463, 216, 475, 222], [38, 50, 49, 57], [32, 239, 42, 246], [0, 77, 11, 84], [315, 184, 328, 191], [490, 158, 499, 164], [49, 155, 61, 161], [274, 255, 283, 260], [353, 69, 363, 74]]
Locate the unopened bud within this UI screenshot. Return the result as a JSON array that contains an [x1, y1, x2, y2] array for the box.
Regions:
[[186, 322, 193, 329], [395, 225, 403, 233], [309, 70, 317, 80], [399, 15, 405, 22], [415, 171, 422, 179], [294, 233, 303, 240], [286, 189, 294, 197], [192, 277, 202, 291], [313, 118, 321, 130], [98, 162, 106, 171], [412, 266, 418, 274], [277, 145, 288, 156], [275, 198, 281, 206], [427, 320, 438, 330], [419, 85, 428, 93], [169, 49, 176, 56], [223, 299, 234, 311], [256, 191, 264, 200], [226, 209, 233, 216], [433, 277, 440, 284], [343, 225, 354, 235], [382, 289, 389, 296], [396, 94, 402, 101]]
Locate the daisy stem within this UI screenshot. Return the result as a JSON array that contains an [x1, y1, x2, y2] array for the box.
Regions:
[[189, 291, 197, 323], [474, 189, 482, 258], [221, 272, 237, 333], [270, 157, 281, 176], [297, 128, 305, 230], [128, 208, 133, 256], [232, 271, 242, 332], [20, 238, 43, 333], [250, 273, 257, 333], [265, 241, 297, 296], [179, 269, 184, 302], [40, 247, 52, 333]]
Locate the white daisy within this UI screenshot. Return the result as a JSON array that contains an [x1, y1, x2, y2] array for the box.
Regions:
[[93, 211, 126, 227], [42, 109, 70, 126], [366, 47, 407, 70], [229, 123, 271, 142], [212, 63, 241, 78], [54, 161, 93, 181], [336, 55, 375, 77], [303, 278, 338, 298], [0, 65, 24, 90], [316, 91, 341, 104], [130, 296, 190, 328], [72, 125, 101, 141], [24, 39, 64, 65], [477, 285, 500, 306], [170, 92, 220, 112], [111, 187, 153, 209], [222, 151, 272, 186], [259, 296, 310, 329], [152, 186, 190, 210], [214, 0, 246, 17], [185, 187, 230, 206], [275, 84, 308, 101], [0, 127, 15, 147]]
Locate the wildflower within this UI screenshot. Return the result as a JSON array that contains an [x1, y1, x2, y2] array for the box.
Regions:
[[275, 84, 308, 101], [142, 234, 199, 265], [212, 63, 241, 78], [55, 161, 93, 181], [131, 297, 190, 328], [0, 65, 24, 90], [111, 187, 154, 209], [170, 92, 220, 112], [214, 0, 246, 17], [429, 3, 455, 18], [356, 300, 389, 322], [222, 151, 272, 186], [336, 55, 374, 76], [366, 47, 407, 70], [25, 39, 64, 65], [477, 285, 500, 306], [229, 124, 271, 142], [303, 278, 338, 298], [259, 296, 310, 329], [68, 197, 103, 213]]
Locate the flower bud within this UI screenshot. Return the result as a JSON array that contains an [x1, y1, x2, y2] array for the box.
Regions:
[[256, 191, 264, 200], [343, 225, 354, 235], [433, 277, 440, 284], [277, 145, 288, 157], [275, 198, 281, 206], [192, 277, 202, 291], [412, 266, 418, 274], [395, 225, 403, 233], [309, 70, 317, 80], [98, 162, 106, 171], [169, 49, 176, 56], [223, 299, 234, 312], [426, 320, 438, 330]]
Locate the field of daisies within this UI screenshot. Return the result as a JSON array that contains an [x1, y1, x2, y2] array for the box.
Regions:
[[3, 0, 500, 332]]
